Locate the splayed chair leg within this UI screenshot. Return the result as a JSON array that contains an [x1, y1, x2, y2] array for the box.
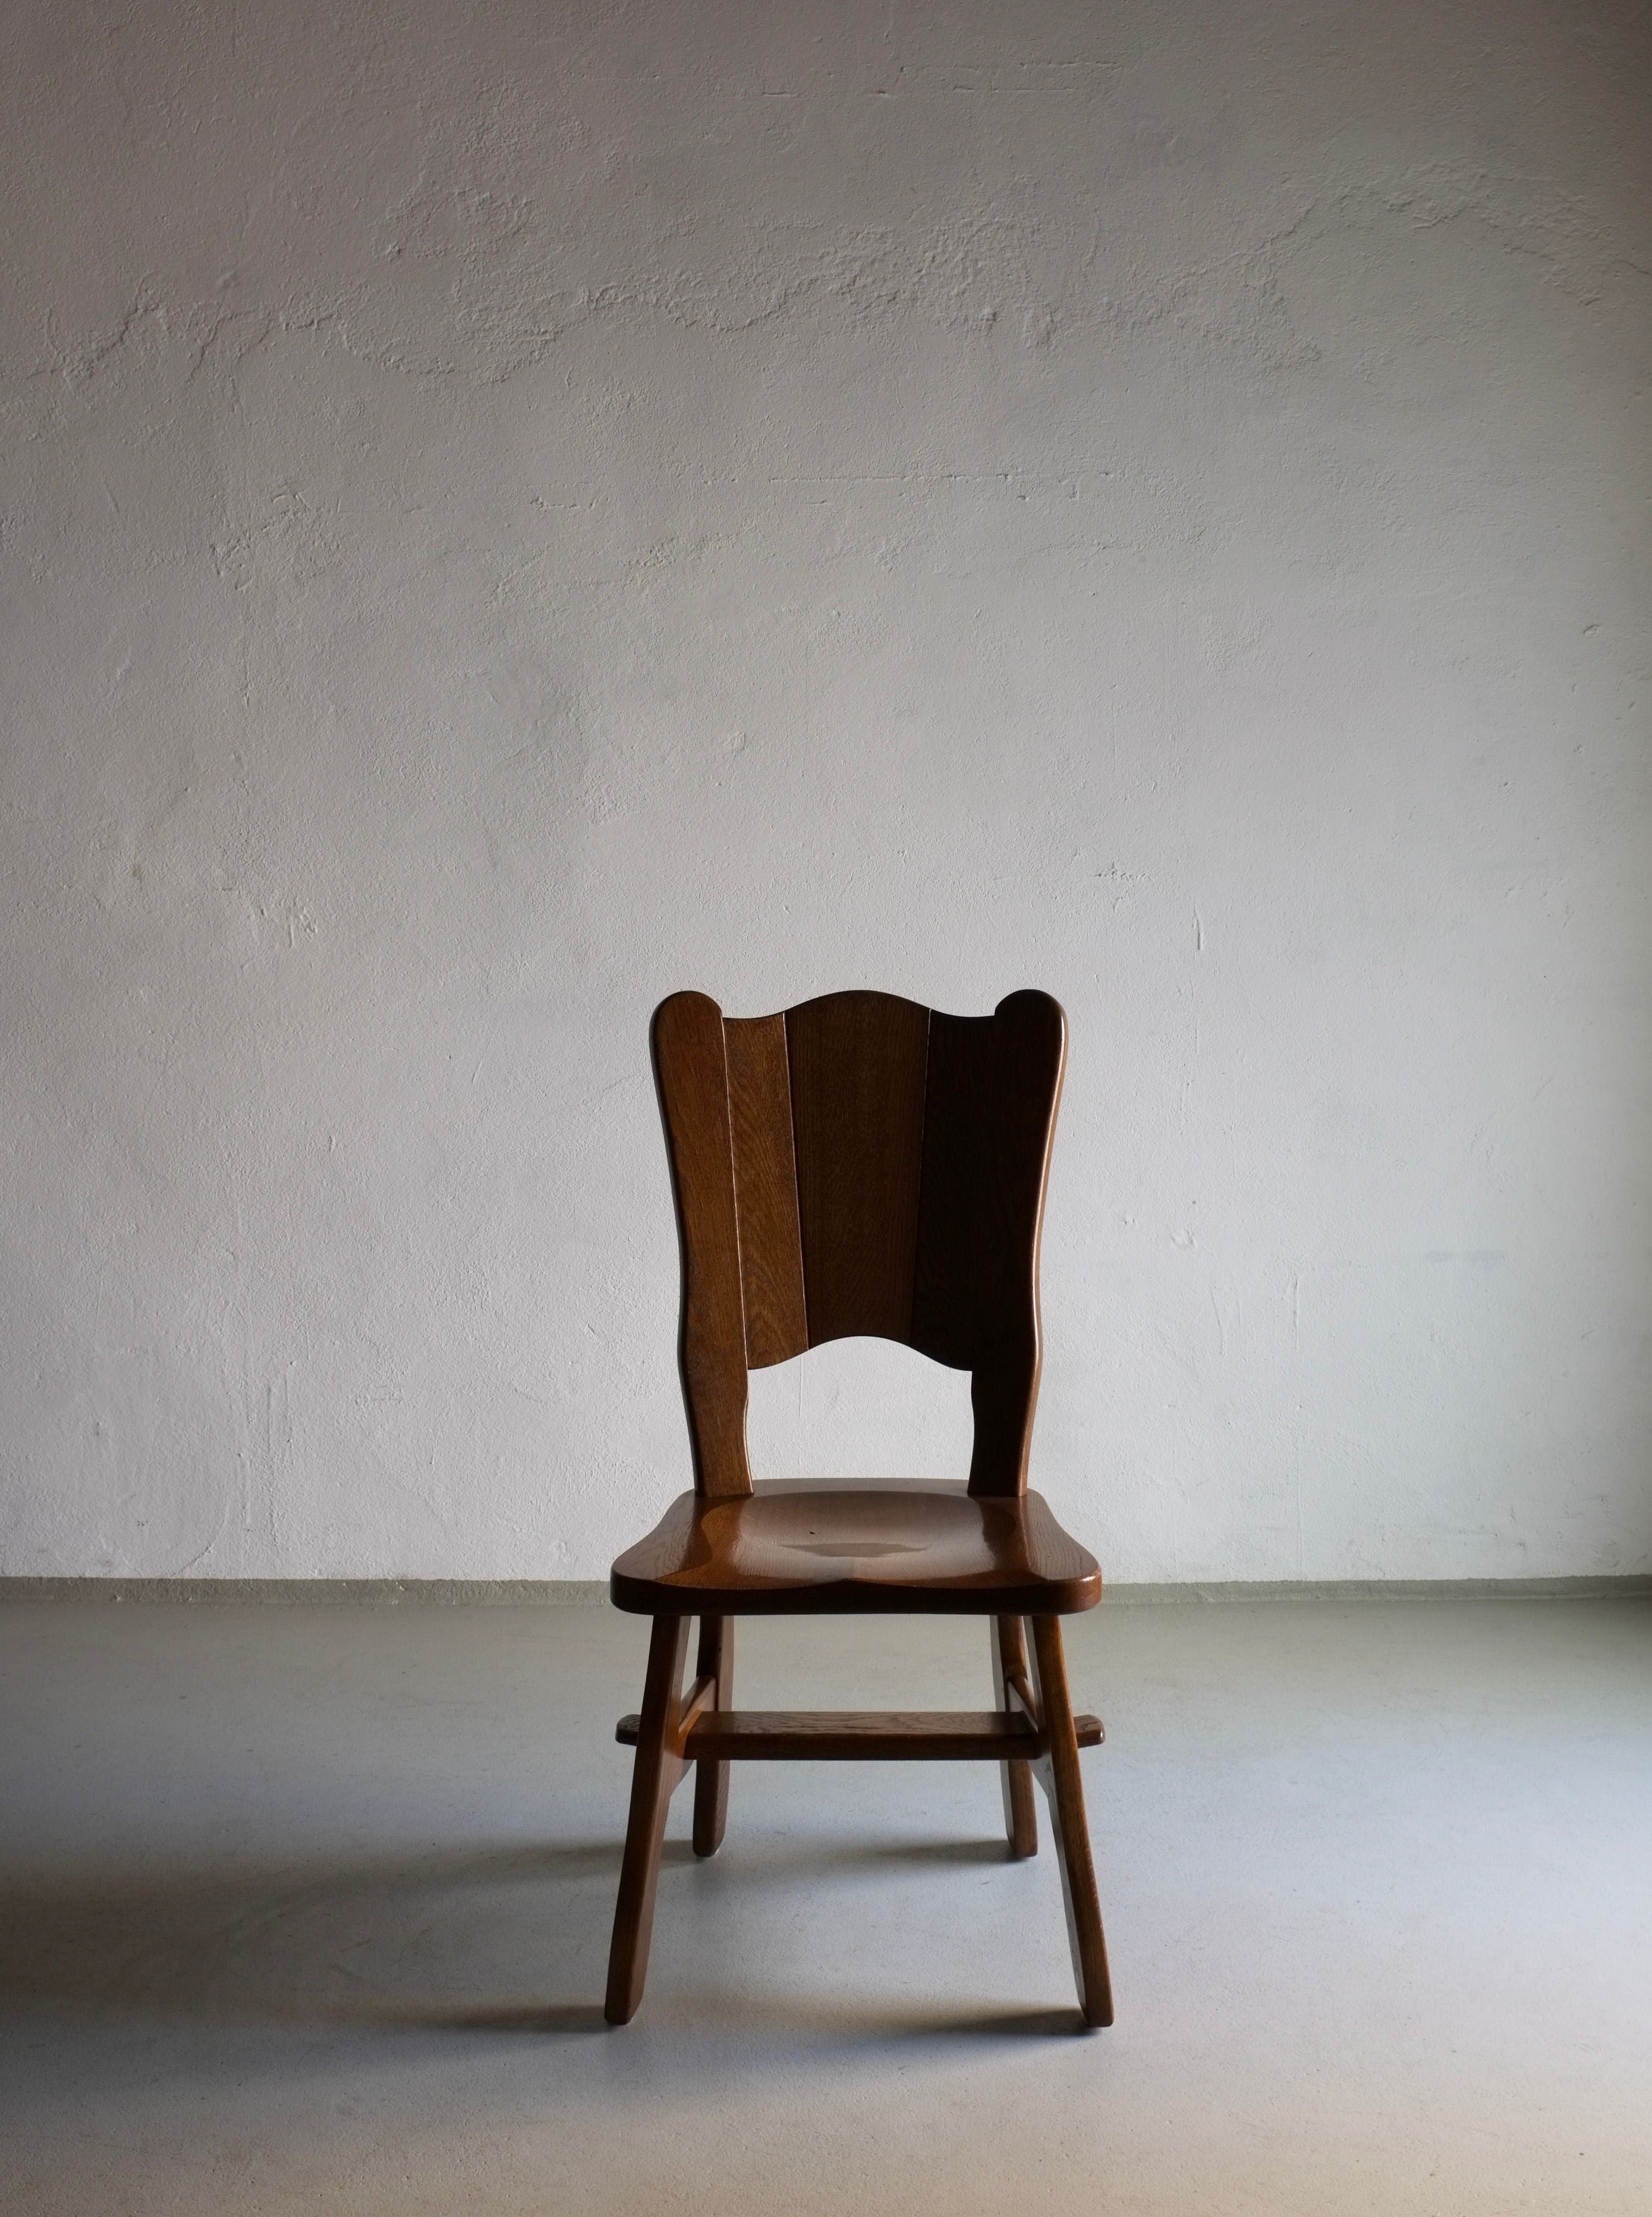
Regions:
[[605, 1614, 690, 2025], [1029, 1615, 1113, 2028]]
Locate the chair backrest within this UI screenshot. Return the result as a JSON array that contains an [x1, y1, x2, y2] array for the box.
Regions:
[[652, 989, 1066, 1500]]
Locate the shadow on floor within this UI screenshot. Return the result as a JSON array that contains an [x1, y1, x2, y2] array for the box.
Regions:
[[0, 1841, 619, 2033], [0, 1835, 1070, 2043]]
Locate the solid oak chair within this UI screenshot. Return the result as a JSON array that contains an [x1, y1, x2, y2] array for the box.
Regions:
[[605, 988, 1111, 2026]]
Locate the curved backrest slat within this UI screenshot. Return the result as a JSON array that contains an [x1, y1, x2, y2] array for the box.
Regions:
[[786, 990, 932, 1350], [651, 988, 1066, 1499], [723, 1014, 808, 1368]]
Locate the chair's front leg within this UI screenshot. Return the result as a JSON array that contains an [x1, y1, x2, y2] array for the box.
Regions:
[[1028, 1615, 1113, 2028], [605, 1614, 690, 2024], [991, 1615, 1038, 1858], [692, 1614, 732, 1857]]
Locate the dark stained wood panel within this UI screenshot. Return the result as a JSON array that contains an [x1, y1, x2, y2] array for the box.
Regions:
[[723, 1014, 808, 1368], [650, 992, 752, 1498], [964, 991, 1066, 1497], [785, 990, 931, 1347], [910, 1011, 998, 1370]]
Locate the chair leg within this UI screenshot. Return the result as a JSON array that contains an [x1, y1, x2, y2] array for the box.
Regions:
[[692, 1614, 732, 1857], [991, 1615, 1038, 1858], [605, 1614, 690, 2025], [1029, 1615, 1113, 2029]]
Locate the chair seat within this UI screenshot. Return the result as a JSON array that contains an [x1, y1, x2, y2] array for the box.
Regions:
[[609, 1479, 1101, 1617]]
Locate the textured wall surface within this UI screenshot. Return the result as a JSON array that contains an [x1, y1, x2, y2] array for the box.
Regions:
[[2, 0, 1649, 1581]]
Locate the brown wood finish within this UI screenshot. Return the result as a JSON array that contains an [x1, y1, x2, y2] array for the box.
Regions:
[[610, 1480, 1099, 1617], [1029, 1613, 1113, 2029], [650, 996, 752, 1499], [691, 1615, 732, 1856], [723, 1017, 808, 1367], [603, 1613, 690, 2025], [611, 988, 1109, 2027], [653, 985, 1065, 1487], [962, 990, 1066, 1496], [908, 1011, 996, 1370], [616, 1705, 1102, 1760], [785, 990, 931, 1347], [992, 1615, 1039, 1857]]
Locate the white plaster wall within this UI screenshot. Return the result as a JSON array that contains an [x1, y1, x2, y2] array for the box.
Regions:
[[2, 0, 1649, 1582]]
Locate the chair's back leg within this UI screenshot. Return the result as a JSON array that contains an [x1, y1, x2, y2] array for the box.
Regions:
[[990, 1615, 1039, 1858], [1028, 1615, 1113, 2027], [605, 1614, 690, 2024], [692, 1615, 732, 1857]]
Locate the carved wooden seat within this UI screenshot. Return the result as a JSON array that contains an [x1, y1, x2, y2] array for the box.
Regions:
[[605, 988, 1112, 2027], [611, 1477, 1100, 1615]]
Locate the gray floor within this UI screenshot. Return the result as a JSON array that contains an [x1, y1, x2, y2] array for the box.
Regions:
[[1, 1596, 1648, 2215]]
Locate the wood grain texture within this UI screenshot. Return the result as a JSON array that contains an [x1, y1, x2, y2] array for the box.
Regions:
[[724, 1015, 808, 1367], [610, 1480, 1100, 1617], [622, 986, 1107, 2028], [651, 986, 1066, 1498], [651, 993, 751, 1498], [615, 1708, 1103, 1760], [785, 990, 931, 1347], [691, 1615, 732, 1856], [992, 1614, 1039, 1857], [603, 1613, 690, 2024], [1030, 1614, 1113, 2029]]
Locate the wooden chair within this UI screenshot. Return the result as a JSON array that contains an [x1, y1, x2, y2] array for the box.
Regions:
[[605, 988, 1112, 2027]]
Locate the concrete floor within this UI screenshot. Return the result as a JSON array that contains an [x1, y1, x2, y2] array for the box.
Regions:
[[1, 1596, 1648, 2215]]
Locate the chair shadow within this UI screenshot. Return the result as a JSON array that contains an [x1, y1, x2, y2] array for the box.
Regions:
[[377, 1999, 611, 2034], [0, 1835, 1078, 2045], [0, 1841, 620, 2036]]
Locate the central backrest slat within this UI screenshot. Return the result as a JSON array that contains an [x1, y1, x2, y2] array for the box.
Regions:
[[784, 991, 931, 1349]]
